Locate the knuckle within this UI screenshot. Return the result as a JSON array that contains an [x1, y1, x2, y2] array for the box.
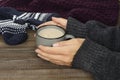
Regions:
[[65, 50, 70, 54], [75, 39, 82, 44], [57, 42, 64, 46], [64, 57, 72, 63]]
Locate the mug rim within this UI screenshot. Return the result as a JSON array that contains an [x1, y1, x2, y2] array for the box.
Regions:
[[36, 25, 66, 40]]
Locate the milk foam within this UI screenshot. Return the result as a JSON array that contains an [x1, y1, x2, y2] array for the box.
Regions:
[[38, 28, 64, 38]]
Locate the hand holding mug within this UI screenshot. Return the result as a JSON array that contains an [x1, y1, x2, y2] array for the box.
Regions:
[[35, 38, 85, 66], [37, 17, 67, 29]]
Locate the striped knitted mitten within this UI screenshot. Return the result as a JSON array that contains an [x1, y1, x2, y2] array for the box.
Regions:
[[0, 7, 60, 30], [0, 19, 28, 45]]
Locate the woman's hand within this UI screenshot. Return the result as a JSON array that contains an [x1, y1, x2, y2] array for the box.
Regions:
[[37, 17, 67, 29], [35, 38, 85, 66]]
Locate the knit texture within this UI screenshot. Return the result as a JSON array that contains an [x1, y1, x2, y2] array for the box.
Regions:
[[0, 7, 60, 30], [66, 17, 120, 80], [0, 0, 119, 26], [67, 17, 120, 52], [86, 20, 120, 52], [72, 38, 120, 80], [0, 7, 60, 22], [66, 17, 87, 38], [0, 7, 60, 45], [0, 19, 28, 45]]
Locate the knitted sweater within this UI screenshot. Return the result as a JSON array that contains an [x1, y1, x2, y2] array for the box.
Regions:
[[0, 0, 119, 26], [66, 17, 120, 80]]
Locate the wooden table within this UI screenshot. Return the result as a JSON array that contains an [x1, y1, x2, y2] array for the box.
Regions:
[[0, 30, 93, 80]]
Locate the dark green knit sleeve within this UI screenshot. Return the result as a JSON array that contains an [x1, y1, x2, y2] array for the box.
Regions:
[[72, 37, 120, 80], [66, 18, 120, 80], [85, 20, 120, 52], [66, 17, 87, 38]]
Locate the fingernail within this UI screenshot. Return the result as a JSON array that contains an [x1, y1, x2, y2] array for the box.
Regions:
[[37, 54, 41, 57], [38, 45, 41, 47], [53, 43, 59, 47], [52, 17, 57, 19], [35, 49, 39, 52], [52, 17, 56, 18], [39, 45, 46, 48]]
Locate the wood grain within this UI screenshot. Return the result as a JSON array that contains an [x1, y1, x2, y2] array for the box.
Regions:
[[0, 30, 93, 80], [0, 69, 93, 80]]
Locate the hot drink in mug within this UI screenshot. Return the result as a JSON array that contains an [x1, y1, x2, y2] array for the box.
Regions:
[[36, 25, 74, 46]]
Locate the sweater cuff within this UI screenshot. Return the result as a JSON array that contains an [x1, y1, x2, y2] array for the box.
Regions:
[[66, 17, 87, 38], [72, 37, 110, 74]]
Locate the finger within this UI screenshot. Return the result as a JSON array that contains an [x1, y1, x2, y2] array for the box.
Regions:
[[37, 54, 50, 61], [53, 39, 78, 47], [34, 34, 36, 37], [38, 53, 64, 65], [53, 40, 72, 47], [37, 21, 60, 28], [52, 17, 67, 28], [38, 45, 66, 55], [50, 60, 65, 65], [36, 49, 63, 61]]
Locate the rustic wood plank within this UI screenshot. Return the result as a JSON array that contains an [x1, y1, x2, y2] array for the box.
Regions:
[[0, 29, 93, 80], [0, 30, 69, 70], [0, 69, 93, 80], [0, 58, 70, 70], [0, 50, 36, 59]]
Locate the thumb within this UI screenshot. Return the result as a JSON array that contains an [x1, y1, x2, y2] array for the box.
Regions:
[[53, 40, 72, 47], [52, 17, 67, 27]]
